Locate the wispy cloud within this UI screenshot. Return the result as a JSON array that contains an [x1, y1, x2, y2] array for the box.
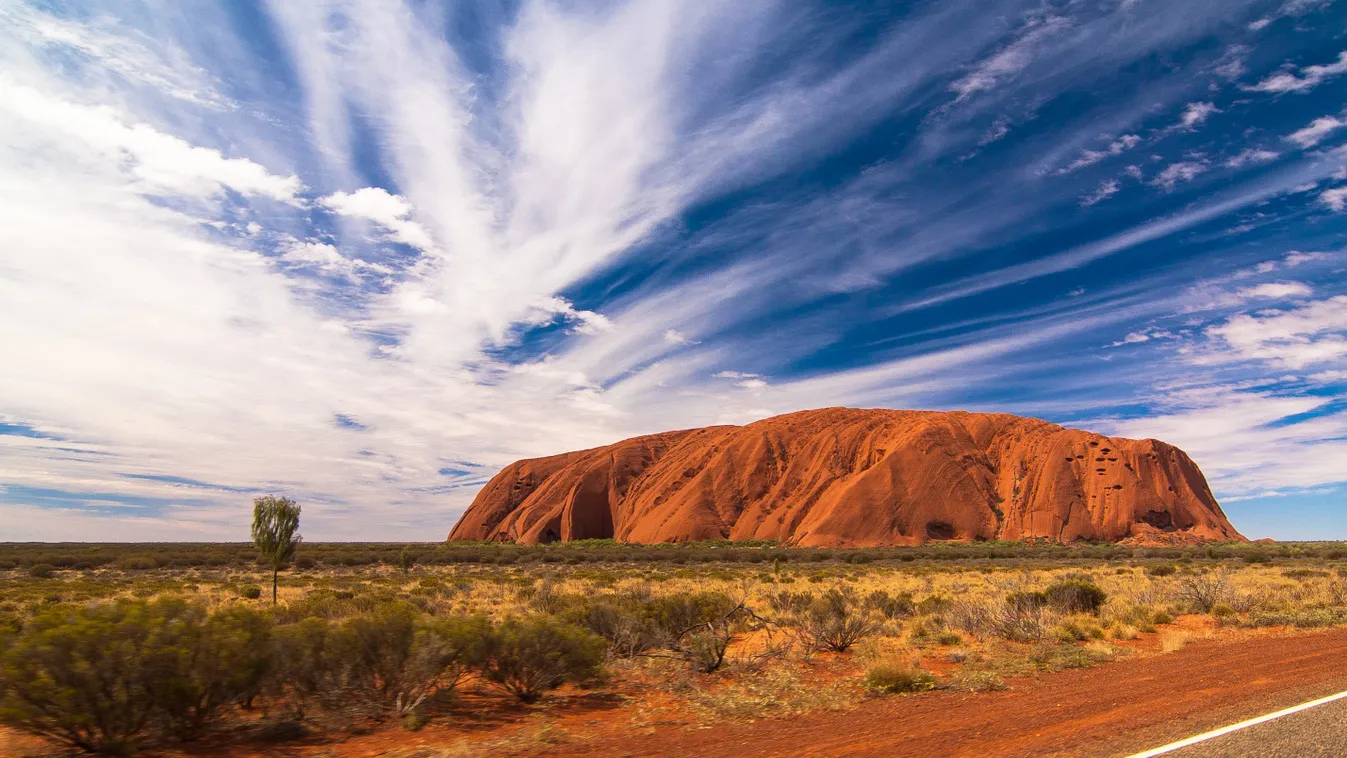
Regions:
[[1060, 134, 1141, 173], [1248, 51, 1347, 94], [1151, 161, 1208, 190], [951, 14, 1071, 100], [1081, 179, 1120, 206], [319, 189, 436, 253], [1287, 116, 1347, 148], [1225, 148, 1280, 168], [1177, 102, 1218, 130]]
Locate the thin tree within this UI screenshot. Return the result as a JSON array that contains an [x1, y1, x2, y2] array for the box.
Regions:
[[251, 495, 301, 604]]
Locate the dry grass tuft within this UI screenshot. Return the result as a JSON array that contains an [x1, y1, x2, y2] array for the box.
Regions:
[[687, 667, 853, 721]]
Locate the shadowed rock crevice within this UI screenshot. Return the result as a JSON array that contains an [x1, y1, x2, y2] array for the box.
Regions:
[[447, 408, 1245, 547]]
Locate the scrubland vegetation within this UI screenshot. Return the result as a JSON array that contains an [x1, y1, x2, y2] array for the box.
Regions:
[[3, 539, 1347, 754]]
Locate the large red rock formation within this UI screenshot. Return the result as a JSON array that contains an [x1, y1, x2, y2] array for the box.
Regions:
[[447, 408, 1244, 547]]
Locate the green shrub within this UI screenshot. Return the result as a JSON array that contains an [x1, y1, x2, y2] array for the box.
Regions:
[[1053, 617, 1105, 642], [239, 586, 263, 600], [0, 598, 271, 752], [0, 600, 162, 753], [1146, 564, 1177, 577], [1006, 590, 1048, 612], [27, 564, 55, 579], [915, 595, 952, 616], [1210, 603, 1236, 620], [865, 590, 914, 619], [935, 631, 964, 646], [570, 598, 657, 659], [1044, 579, 1107, 614], [862, 662, 937, 694], [116, 555, 158, 571], [645, 592, 737, 643], [481, 616, 605, 703], [150, 602, 273, 740]]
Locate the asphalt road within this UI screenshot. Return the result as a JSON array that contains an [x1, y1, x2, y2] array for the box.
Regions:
[[1154, 695, 1347, 758]]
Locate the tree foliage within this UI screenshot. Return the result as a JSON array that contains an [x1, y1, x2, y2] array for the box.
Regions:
[[251, 495, 302, 604]]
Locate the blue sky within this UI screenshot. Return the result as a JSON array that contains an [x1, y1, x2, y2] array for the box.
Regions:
[[1, 0, 1345, 542]]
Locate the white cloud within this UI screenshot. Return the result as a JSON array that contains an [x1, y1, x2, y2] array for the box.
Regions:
[[1186, 278, 1315, 312], [0, 79, 301, 203], [1177, 102, 1218, 129], [951, 15, 1070, 100], [714, 371, 762, 380], [1098, 388, 1347, 498], [1202, 296, 1347, 369], [1081, 179, 1119, 206], [4, 6, 233, 108], [1212, 46, 1248, 80], [663, 329, 693, 345], [979, 119, 1010, 146], [1225, 148, 1279, 168], [1109, 331, 1150, 347], [1151, 161, 1207, 190], [529, 297, 614, 335], [1284, 250, 1331, 266], [1287, 116, 1347, 148], [1320, 186, 1347, 211], [319, 188, 436, 252], [281, 240, 391, 281], [1237, 281, 1314, 300], [1061, 134, 1141, 173], [1249, 51, 1347, 94]]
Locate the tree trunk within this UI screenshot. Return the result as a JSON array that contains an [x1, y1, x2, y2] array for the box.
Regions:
[[272, 565, 278, 605]]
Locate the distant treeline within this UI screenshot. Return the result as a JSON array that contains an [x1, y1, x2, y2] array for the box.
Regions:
[[1, 539, 1344, 571]]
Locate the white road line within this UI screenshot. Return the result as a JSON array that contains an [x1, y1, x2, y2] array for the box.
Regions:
[[1125, 689, 1347, 758]]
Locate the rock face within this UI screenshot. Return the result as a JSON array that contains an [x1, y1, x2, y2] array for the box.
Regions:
[[447, 408, 1244, 547]]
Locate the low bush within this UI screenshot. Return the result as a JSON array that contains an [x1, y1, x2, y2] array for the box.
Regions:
[[862, 661, 937, 694], [239, 586, 263, 600], [481, 616, 605, 703], [1044, 579, 1107, 615], [115, 555, 159, 571], [949, 669, 1005, 692], [27, 564, 55, 579], [1242, 608, 1347, 629], [0, 598, 272, 752], [571, 598, 657, 659], [865, 590, 914, 619], [1174, 571, 1231, 614], [1053, 616, 1105, 642], [789, 590, 878, 653]]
